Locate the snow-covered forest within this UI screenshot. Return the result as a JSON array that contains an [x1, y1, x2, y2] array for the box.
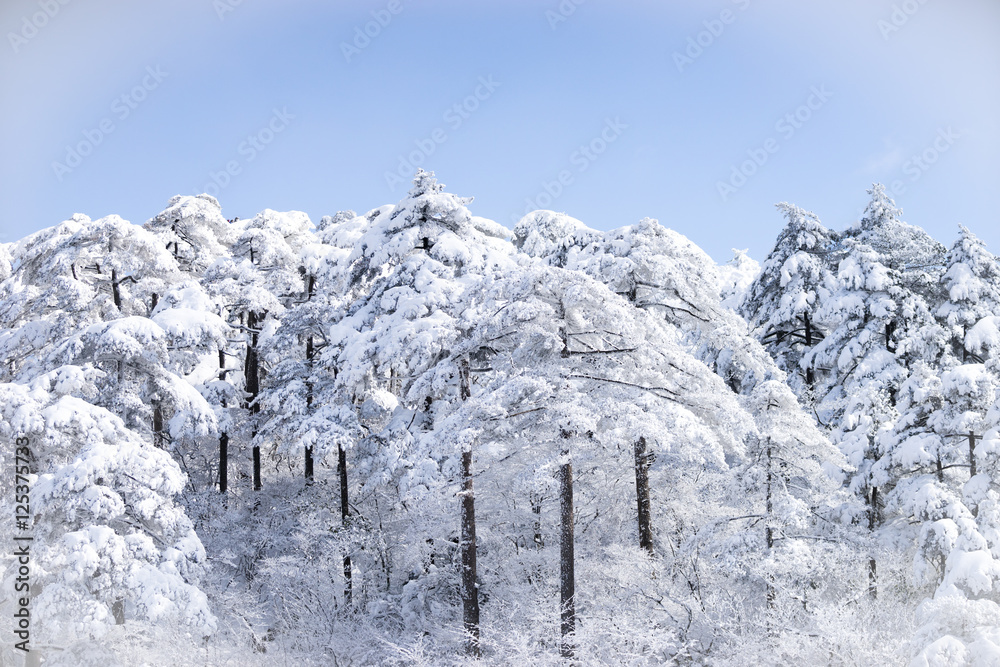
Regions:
[[3, 171, 1000, 665]]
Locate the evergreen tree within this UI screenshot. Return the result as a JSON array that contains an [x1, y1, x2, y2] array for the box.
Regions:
[[938, 225, 1000, 363], [0, 369, 215, 665], [144, 194, 235, 271], [741, 203, 836, 393]]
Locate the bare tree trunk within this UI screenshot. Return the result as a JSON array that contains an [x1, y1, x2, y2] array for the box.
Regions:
[[245, 311, 262, 491], [559, 433, 575, 660], [970, 431, 981, 517], [219, 432, 229, 493], [765, 441, 775, 609], [112, 597, 125, 624], [804, 311, 815, 386], [531, 493, 543, 549], [305, 335, 314, 483], [339, 443, 352, 603], [457, 358, 480, 655], [885, 321, 896, 352], [152, 403, 164, 449], [868, 486, 878, 599], [305, 275, 315, 482], [219, 348, 229, 493], [970, 431, 978, 479], [111, 268, 122, 311], [461, 446, 480, 656], [634, 436, 654, 556], [171, 221, 181, 261], [253, 446, 261, 491]]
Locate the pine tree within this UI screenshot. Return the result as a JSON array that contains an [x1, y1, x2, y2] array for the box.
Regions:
[[144, 194, 235, 271], [0, 369, 215, 662], [741, 203, 836, 392], [938, 225, 1000, 363], [204, 209, 311, 490]]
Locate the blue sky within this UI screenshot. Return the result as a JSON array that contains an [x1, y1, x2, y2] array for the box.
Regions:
[[2, 0, 998, 263]]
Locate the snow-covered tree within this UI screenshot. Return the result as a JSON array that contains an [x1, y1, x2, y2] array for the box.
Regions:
[[718, 247, 760, 311], [0, 369, 215, 665], [204, 208, 311, 490], [842, 184, 947, 294], [741, 203, 836, 392], [6, 178, 999, 665], [318, 170, 515, 649], [805, 235, 909, 596], [0, 214, 180, 384], [144, 194, 235, 272], [938, 225, 1000, 364]]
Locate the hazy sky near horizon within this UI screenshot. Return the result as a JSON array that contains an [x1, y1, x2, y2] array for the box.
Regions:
[[2, 0, 998, 263]]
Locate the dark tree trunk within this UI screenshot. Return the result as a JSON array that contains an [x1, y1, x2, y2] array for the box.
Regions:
[[970, 431, 981, 517], [112, 598, 125, 624], [152, 403, 164, 449], [150, 292, 158, 313], [458, 358, 480, 655], [531, 494, 543, 549], [868, 486, 879, 599], [305, 274, 315, 482], [253, 446, 261, 491], [111, 268, 122, 310], [803, 311, 815, 386], [765, 442, 775, 609], [305, 335, 314, 482], [634, 436, 654, 556], [885, 321, 897, 353], [969, 431, 978, 479], [559, 433, 575, 660], [339, 443, 352, 603], [245, 311, 262, 491], [219, 347, 229, 493], [461, 446, 480, 656], [171, 221, 181, 260], [868, 556, 877, 599], [219, 432, 229, 493]]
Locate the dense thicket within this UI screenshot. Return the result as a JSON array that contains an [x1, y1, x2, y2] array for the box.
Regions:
[[1, 175, 998, 665]]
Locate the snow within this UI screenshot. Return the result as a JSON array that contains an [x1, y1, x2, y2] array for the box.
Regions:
[[1, 177, 999, 665], [968, 316, 1000, 356]]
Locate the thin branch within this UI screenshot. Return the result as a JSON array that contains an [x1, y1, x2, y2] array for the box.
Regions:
[[567, 373, 680, 398]]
